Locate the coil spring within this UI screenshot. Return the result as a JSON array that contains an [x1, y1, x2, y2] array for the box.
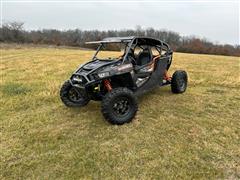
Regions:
[[103, 79, 112, 91]]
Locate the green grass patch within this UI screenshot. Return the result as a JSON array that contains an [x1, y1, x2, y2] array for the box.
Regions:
[[1, 83, 31, 96]]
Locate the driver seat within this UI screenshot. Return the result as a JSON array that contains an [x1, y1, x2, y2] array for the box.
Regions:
[[136, 48, 152, 66]]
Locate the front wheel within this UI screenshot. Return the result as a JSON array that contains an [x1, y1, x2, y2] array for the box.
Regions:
[[101, 88, 138, 125], [171, 70, 188, 93], [60, 80, 90, 107]]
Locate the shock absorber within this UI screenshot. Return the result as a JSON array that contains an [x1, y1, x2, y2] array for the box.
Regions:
[[103, 79, 112, 91]]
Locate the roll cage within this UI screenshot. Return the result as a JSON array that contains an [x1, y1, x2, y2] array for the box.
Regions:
[[85, 36, 172, 64]]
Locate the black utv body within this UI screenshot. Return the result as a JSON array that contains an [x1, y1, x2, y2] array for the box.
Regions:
[[60, 36, 188, 125]]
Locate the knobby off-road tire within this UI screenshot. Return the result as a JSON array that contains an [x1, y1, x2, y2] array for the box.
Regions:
[[60, 80, 90, 107], [101, 87, 138, 125], [171, 70, 188, 93]]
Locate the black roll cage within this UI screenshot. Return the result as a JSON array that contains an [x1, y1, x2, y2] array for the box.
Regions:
[[86, 37, 172, 64]]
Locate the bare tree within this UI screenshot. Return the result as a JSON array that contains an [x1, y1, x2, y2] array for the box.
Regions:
[[0, 21, 25, 42], [0, 21, 239, 56]]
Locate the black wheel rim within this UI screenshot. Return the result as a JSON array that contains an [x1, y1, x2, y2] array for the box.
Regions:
[[179, 77, 186, 91], [68, 87, 84, 103], [179, 79, 185, 89], [112, 97, 131, 117]]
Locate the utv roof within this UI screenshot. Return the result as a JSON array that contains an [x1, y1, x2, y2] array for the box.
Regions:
[[85, 36, 166, 45], [85, 36, 134, 44], [85, 36, 171, 52]]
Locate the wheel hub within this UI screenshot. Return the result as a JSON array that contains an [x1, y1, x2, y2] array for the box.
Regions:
[[179, 78, 186, 90], [68, 88, 84, 102], [113, 99, 130, 116]]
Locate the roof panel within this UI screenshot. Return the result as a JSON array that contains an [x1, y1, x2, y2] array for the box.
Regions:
[[85, 36, 168, 48], [85, 36, 135, 44]]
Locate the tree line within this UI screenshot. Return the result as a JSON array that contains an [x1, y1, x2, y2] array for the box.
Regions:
[[1, 22, 239, 56]]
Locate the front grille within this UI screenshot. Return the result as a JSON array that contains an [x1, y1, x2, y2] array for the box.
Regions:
[[88, 73, 99, 81]]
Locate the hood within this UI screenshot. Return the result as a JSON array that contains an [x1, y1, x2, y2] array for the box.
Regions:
[[82, 59, 118, 71]]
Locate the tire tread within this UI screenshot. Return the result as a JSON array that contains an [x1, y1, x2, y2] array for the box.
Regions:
[[60, 80, 90, 107], [101, 87, 138, 125], [171, 70, 188, 94]]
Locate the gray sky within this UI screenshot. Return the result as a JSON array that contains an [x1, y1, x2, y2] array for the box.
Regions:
[[2, 1, 239, 45]]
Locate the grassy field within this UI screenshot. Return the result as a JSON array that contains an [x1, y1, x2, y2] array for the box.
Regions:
[[1, 46, 240, 179]]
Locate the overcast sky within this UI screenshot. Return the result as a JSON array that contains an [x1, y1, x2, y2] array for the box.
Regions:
[[2, 1, 239, 45]]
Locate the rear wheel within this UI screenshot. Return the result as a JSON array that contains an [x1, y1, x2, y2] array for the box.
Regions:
[[60, 80, 90, 107], [171, 70, 188, 93], [101, 88, 138, 125]]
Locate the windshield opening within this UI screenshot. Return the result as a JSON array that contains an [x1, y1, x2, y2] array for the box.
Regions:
[[94, 42, 129, 60]]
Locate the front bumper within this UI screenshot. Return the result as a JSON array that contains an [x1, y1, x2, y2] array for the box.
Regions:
[[69, 73, 101, 90]]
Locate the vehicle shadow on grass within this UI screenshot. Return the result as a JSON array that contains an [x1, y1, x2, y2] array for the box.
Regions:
[[65, 100, 100, 114], [137, 86, 173, 104], [62, 100, 108, 125]]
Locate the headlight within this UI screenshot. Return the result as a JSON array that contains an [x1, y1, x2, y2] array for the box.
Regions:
[[72, 75, 83, 82], [98, 71, 110, 78]]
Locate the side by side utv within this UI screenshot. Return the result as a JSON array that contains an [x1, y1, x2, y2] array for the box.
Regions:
[[60, 36, 188, 125]]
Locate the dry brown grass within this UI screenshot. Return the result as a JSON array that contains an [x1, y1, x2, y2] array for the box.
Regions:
[[1, 46, 240, 179]]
